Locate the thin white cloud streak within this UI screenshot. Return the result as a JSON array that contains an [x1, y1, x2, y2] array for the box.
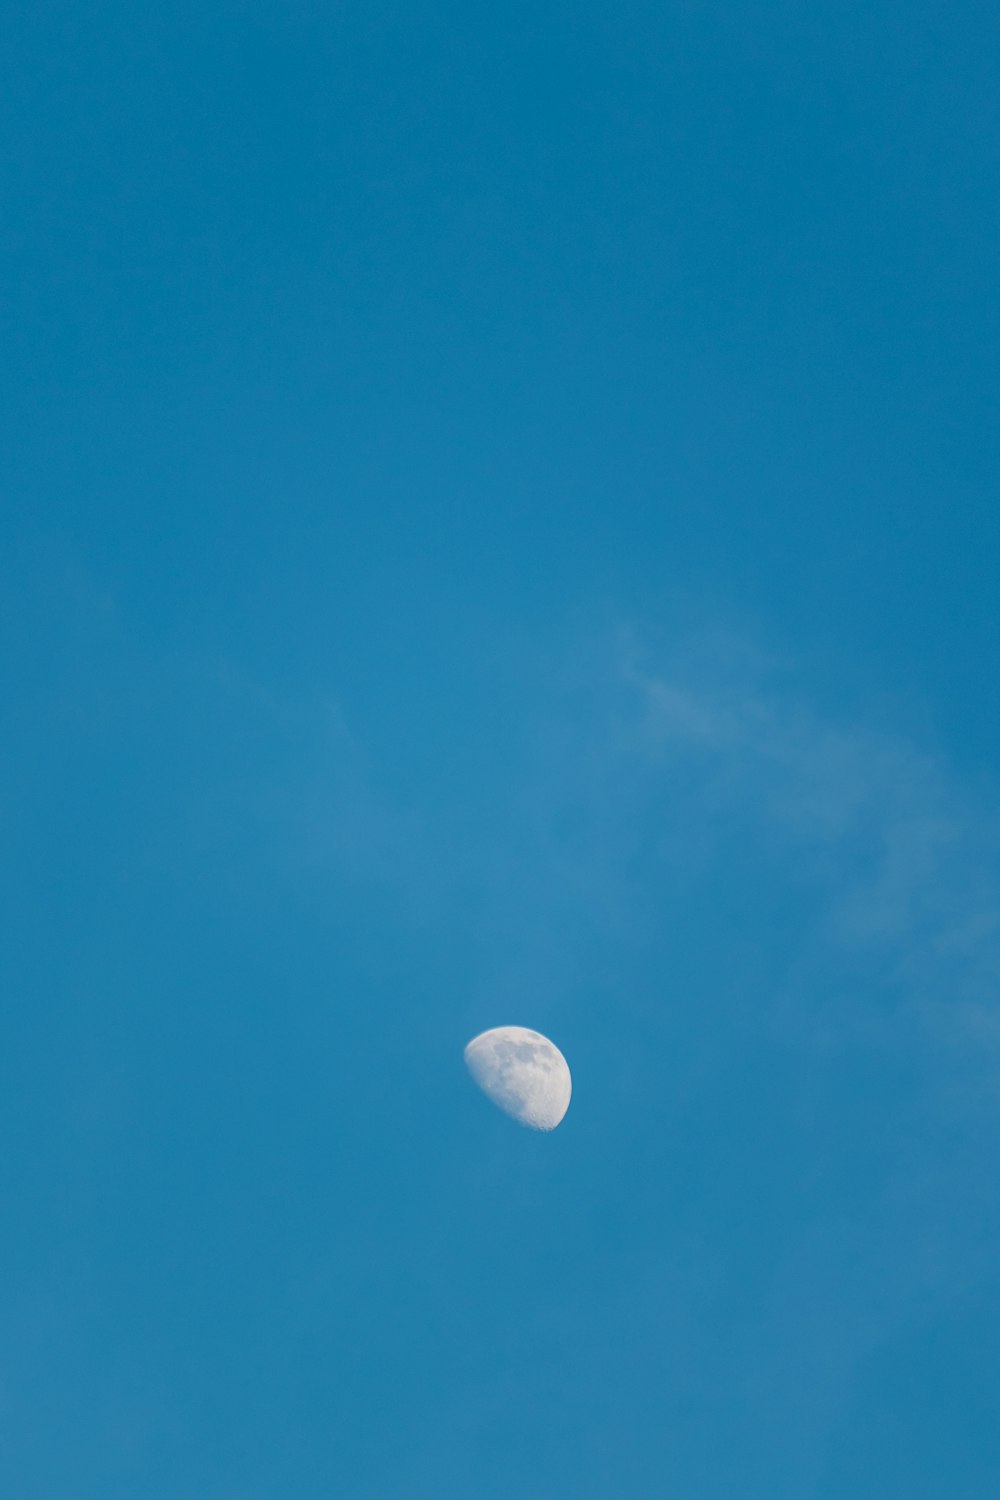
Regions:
[[621, 633, 1000, 1053]]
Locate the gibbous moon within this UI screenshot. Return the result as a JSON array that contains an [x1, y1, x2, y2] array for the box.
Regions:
[[463, 1026, 572, 1131]]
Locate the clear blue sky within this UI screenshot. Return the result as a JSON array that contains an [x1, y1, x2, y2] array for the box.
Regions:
[[3, 2, 1000, 1495]]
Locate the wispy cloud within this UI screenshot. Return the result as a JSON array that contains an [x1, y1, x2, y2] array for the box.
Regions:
[[621, 629, 1000, 1059], [251, 620, 1000, 1073]]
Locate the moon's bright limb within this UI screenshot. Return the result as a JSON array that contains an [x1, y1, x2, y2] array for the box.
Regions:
[[463, 1026, 572, 1131]]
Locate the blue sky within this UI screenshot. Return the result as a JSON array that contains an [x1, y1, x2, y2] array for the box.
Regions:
[[2, 2, 999, 1495]]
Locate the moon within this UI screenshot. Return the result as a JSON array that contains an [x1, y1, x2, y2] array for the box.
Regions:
[[463, 1026, 572, 1131]]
